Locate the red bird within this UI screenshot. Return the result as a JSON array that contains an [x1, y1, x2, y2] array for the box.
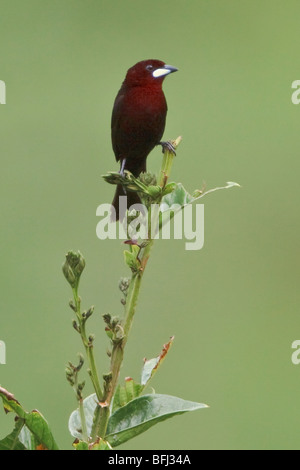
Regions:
[[111, 59, 178, 221]]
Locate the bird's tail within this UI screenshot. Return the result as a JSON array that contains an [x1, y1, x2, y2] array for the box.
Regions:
[[111, 159, 147, 222]]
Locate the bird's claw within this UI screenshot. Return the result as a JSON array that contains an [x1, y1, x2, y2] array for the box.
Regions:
[[119, 158, 126, 177], [159, 141, 176, 156]]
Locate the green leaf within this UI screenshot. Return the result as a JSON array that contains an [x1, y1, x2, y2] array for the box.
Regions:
[[24, 410, 58, 451], [123, 245, 140, 272], [112, 379, 144, 413], [19, 425, 37, 450], [105, 394, 208, 447], [124, 378, 143, 403], [73, 440, 89, 450], [0, 386, 59, 450], [0, 420, 26, 450], [159, 181, 240, 231], [193, 181, 241, 200], [112, 337, 175, 414], [102, 171, 150, 196], [141, 336, 174, 388], [161, 181, 241, 213], [147, 185, 162, 199], [0, 386, 26, 417], [161, 183, 194, 211], [69, 393, 98, 439]]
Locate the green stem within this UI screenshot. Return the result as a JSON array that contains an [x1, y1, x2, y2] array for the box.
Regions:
[[95, 137, 182, 439], [91, 403, 110, 442], [158, 136, 181, 187], [109, 138, 181, 385], [78, 397, 88, 442], [96, 271, 144, 439], [123, 272, 143, 339], [104, 269, 145, 406], [72, 288, 103, 402]]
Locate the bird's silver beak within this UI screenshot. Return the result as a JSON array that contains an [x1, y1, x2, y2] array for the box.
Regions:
[[164, 65, 178, 73], [152, 64, 178, 78]]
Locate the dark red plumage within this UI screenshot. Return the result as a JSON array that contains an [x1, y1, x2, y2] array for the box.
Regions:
[[111, 59, 178, 220]]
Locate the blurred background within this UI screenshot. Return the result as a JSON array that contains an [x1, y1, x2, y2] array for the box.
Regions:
[[0, 0, 300, 450]]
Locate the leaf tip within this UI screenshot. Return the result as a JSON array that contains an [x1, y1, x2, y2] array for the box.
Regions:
[[226, 181, 241, 188]]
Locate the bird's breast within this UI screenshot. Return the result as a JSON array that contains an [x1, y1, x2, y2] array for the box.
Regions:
[[124, 86, 167, 118], [111, 85, 168, 162]]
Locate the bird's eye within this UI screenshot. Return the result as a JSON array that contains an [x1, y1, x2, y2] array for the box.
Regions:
[[146, 65, 154, 71]]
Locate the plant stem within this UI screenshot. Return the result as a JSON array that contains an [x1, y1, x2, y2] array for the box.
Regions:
[[91, 402, 110, 442], [78, 397, 88, 442], [158, 136, 182, 187], [95, 137, 181, 439], [123, 273, 143, 339], [72, 287, 103, 402]]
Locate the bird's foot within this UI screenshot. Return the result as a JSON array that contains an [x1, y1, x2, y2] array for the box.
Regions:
[[158, 141, 177, 156], [119, 158, 126, 177], [118, 159, 127, 194]]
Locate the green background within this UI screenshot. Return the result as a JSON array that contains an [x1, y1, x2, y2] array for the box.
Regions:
[[1, 0, 300, 450]]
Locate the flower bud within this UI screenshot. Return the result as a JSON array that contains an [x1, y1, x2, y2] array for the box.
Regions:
[[102, 172, 123, 185], [192, 189, 203, 198], [163, 182, 177, 196], [147, 185, 162, 199], [139, 172, 157, 186], [62, 251, 85, 289], [119, 277, 130, 295]]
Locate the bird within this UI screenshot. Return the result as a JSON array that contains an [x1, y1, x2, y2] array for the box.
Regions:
[[111, 59, 178, 221]]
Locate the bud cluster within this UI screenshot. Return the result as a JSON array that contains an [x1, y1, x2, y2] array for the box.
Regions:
[[103, 313, 124, 346], [62, 251, 85, 290], [65, 354, 85, 400]]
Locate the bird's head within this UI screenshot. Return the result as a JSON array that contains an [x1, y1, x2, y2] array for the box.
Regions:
[[123, 59, 178, 88]]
